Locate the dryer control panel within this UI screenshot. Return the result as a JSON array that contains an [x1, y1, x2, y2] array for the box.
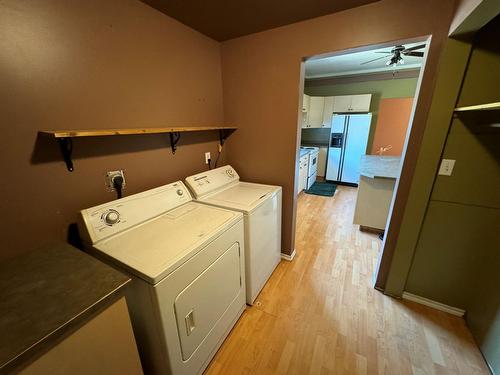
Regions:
[[185, 165, 240, 199], [79, 181, 192, 244]]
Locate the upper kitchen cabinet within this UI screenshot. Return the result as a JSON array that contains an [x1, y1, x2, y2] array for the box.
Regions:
[[307, 96, 325, 127], [322, 96, 334, 128], [302, 94, 310, 112], [333, 94, 371, 113]]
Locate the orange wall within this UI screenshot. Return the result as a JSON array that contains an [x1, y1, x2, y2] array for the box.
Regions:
[[221, 0, 457, 255], [371, 97, 414, 156], [0, 0, 224, 260]]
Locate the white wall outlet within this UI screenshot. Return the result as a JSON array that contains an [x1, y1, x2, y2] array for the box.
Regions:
[[106, 170, 126, 191], [205, 152, 211, 164], [438, 159, 456, 176]]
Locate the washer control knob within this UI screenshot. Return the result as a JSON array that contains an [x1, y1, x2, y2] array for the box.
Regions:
[[177, 189, 184, 196], [102, 209, 120, 225]]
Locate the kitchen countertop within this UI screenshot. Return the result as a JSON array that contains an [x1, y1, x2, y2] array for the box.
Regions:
[[0, 242, 130, 373], [359, 155, 401, 179]]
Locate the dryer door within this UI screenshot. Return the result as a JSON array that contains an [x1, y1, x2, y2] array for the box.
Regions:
[[174, 242, 242, 360]]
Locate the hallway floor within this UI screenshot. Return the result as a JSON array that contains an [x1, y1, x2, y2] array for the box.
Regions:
[[205, 186, 489, 374]]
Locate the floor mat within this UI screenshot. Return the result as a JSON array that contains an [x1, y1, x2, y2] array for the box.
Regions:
[[304, 181, 337, 197]]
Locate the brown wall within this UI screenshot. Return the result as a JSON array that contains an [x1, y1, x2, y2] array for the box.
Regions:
[[0, 0, 225, 260], [371, 97, 414, 155], [221, 0, 457, 255]]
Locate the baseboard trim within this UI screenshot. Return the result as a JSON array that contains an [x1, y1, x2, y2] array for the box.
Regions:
[[402, 292, 465, 317], [281, 249, 296, 261]]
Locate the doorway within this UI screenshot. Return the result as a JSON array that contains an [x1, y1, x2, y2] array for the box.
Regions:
[[294, 37, 431, 288]]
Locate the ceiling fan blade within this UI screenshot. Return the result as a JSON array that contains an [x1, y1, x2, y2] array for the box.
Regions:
[[374, 51, 392, 54], [404, 44, 426, 52], [404, 51, 424, 57], [360, 55, 389, 65]]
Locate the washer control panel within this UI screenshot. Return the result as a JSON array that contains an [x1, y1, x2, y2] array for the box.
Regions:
[[80, 181, 192, 244], [185, 165, 240, 198]]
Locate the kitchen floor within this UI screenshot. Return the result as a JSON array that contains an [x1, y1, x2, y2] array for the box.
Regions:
[[205, 186, 489, 375]]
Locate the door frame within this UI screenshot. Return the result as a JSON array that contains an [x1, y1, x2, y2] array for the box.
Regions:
[[294, 35, 432, 293]]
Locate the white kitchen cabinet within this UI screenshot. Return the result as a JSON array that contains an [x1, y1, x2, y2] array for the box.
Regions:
[[298, 154, 309, 193], [332, 94, 371, 113], [322, 97, 334, 128], [317, 147, 328, 177], [301, 94, 310, 128], [332, 95, 351, 113], [301, 112, 308, 128], [307, 97, 325, 128], [302, 94, 310, 113], [350, 94, 372, 112]]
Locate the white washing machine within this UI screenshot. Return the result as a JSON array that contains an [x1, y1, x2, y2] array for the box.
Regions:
[[78, 181, 246, 375], [185, 165, 282, 305]]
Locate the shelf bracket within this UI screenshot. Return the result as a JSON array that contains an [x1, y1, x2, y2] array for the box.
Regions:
[[219, 129, 229, 147], [58, 137, 74, 172], [169, 132, 181, 154]]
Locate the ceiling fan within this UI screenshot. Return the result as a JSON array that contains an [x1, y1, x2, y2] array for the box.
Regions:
[[360, 44, 426, 66]]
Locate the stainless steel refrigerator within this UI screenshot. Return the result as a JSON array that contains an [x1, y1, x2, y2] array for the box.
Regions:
[[325, 114, 371, 185]]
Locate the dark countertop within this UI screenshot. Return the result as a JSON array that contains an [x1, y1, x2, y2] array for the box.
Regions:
[[0, 243, 130, 373], [359, 155, 401, 179], [301, 142, 329, 148]]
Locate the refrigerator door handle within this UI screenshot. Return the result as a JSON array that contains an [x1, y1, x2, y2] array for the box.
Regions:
[[339, 117, 349, 181]]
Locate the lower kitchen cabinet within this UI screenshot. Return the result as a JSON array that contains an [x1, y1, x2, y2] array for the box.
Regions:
[[298, 154, 309, 193], [20, 297, 143, 375]]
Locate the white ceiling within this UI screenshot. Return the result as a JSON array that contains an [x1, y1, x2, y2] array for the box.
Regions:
[[305, 42, 426, 79]]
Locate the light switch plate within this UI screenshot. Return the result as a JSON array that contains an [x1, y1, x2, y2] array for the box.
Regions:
[[438, 159, 456, 176], [205, 152, 211, 164]]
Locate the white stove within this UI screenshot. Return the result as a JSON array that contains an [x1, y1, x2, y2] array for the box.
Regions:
[[301, 146, 319, 189]]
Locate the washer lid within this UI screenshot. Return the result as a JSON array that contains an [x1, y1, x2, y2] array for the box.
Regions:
[[199, 182, 281, 213], [94, 202, 242, 284]]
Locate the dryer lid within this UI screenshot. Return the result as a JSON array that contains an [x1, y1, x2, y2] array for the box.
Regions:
[[94, 202, 242, 284]]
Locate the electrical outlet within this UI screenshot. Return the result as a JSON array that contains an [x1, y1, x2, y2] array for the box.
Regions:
[[438, 159, 455, 176], [205, 152, 211, 164], [106, 170, 126, 191]]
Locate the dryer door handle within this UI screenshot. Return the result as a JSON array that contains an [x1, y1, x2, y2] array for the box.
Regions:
[[185, 309, 196, 336]]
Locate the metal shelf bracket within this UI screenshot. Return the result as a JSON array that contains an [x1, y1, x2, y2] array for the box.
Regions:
[[169, 132, 181, 154], [58, 137, 74, 172], [219, 129, 229, 146]]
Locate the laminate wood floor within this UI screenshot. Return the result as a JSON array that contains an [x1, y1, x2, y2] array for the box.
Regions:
[[205, 186, 489, 375]]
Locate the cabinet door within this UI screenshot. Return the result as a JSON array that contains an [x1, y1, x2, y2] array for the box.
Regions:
[[332, 95, 351, 113], [302, 94, 310, 113], [322, 97, 334, 128], [298, 165, 305, 192], [350, 94, 371, 112], [308, 97, 325, 127], [301, 165, 308, 190], [301, 112, 308, 129]]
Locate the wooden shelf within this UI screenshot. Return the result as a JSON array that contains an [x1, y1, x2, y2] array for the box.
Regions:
[[40, 126, 237, 138], [454, 102, 500, 112], [39, 126, 237, 172]]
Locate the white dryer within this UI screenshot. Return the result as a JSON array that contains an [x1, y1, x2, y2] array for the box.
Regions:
[[78, 181, 246, 375], [185, 166, 282, 305]]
